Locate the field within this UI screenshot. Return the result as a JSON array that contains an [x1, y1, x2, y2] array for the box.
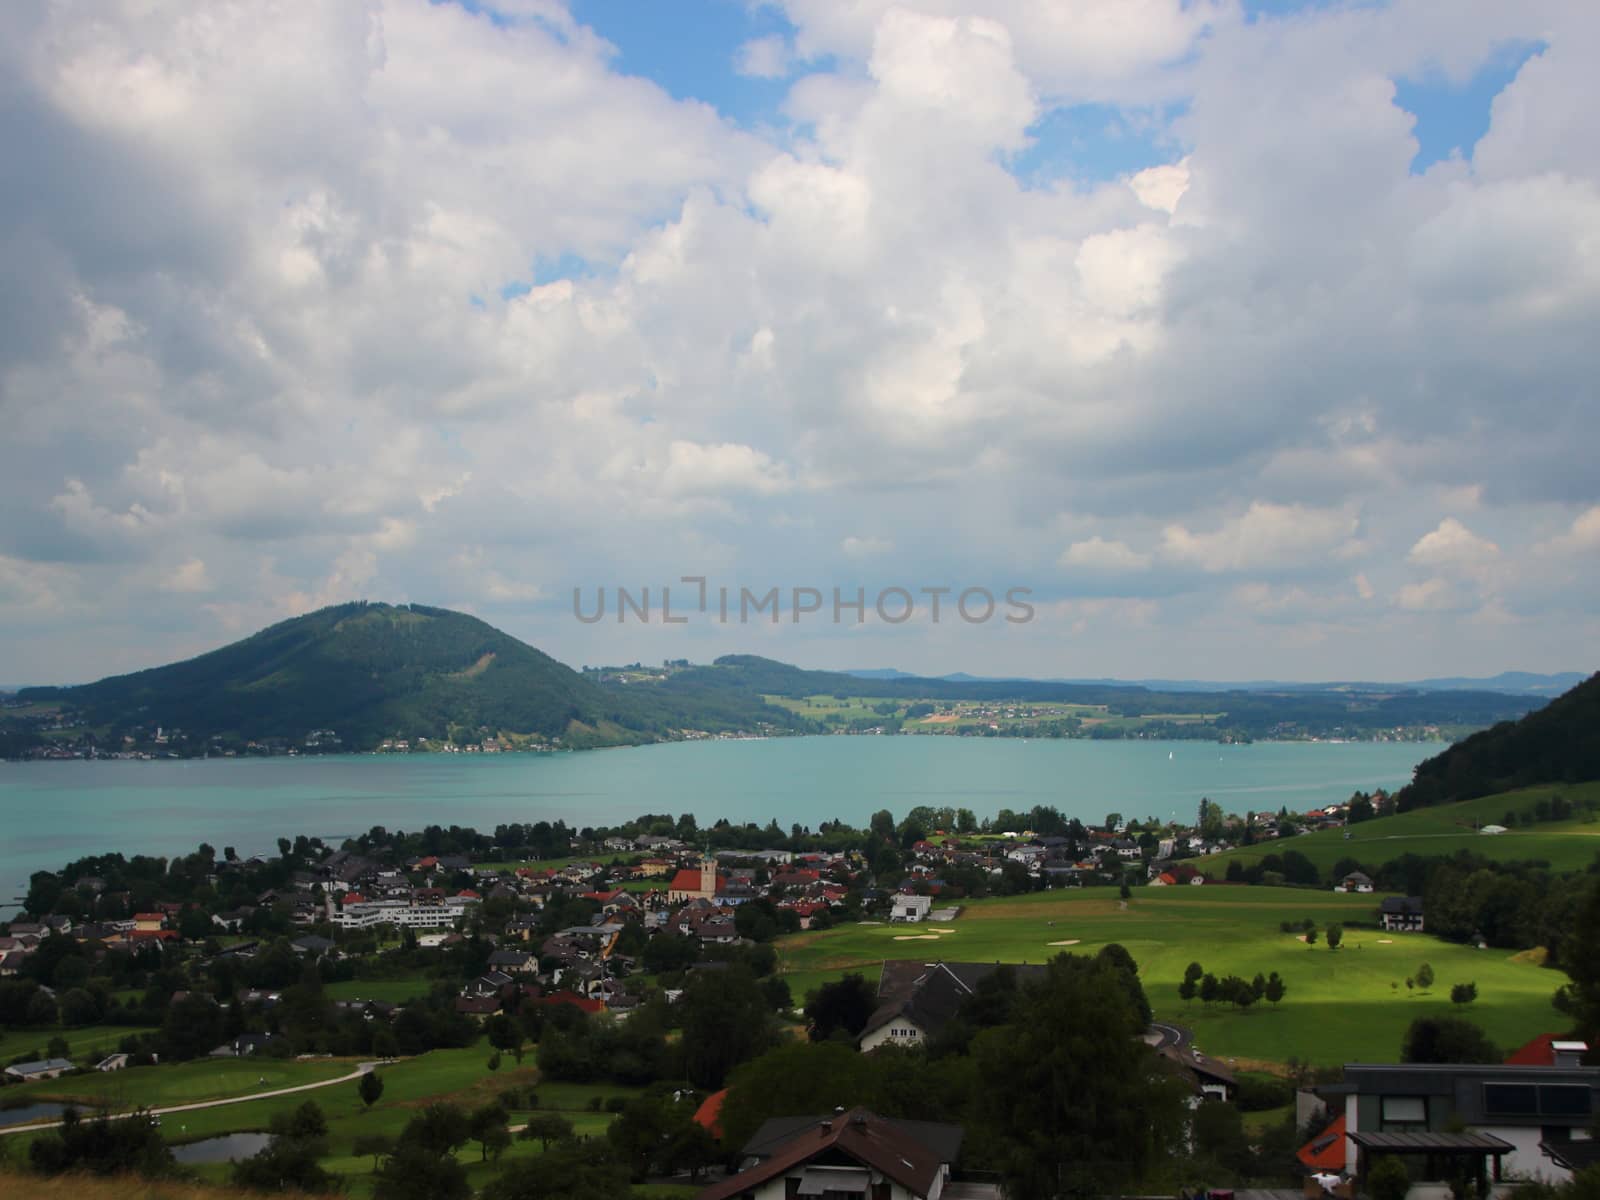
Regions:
[[2, 1041, 648, 1198], [324, 977, 436, 1005], [3, 1058, 355, 1113], [777, 887, 1565, 1066], [1202, 782, 1600, 878], [0, 1023, 156, 1065]]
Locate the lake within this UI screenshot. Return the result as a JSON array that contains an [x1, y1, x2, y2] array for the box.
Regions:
[[0, 736, 1428, 901]]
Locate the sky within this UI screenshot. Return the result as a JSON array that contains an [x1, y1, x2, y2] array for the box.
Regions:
[[1, 0, 1597, 685]]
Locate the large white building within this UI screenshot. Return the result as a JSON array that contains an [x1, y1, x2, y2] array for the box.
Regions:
[[331, 900, 467, 930]]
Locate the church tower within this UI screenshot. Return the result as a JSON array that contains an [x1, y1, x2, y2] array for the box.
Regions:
[[700, 853, 717, 897]]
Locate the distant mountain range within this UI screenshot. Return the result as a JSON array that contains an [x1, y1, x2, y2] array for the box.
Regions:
[[1, 602, 1569, 756], [842, 668, 1586, 697]]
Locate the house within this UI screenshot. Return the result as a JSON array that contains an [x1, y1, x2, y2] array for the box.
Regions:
[[4, 1057, 75, 1082], [94, 1053, 130, 1072], [455, 995, 502, 1019], [1505, 1035, 1590, 1069], [133, 912, 166, 933], [890, 895, 933, 924], [1316, 1060, 1600, 1184], [1159, 1044, 1237, 1102], [210, 1033, 275, 1058], [488, 948, 536, 974], [1379, 896, 1425, 932], [858, 960, 1047, 1051], [694, 1107, 998, 1200], [1336, 872, 1374, 894]]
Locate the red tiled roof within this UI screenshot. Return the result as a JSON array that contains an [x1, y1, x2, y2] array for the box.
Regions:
[[1297, 1114, 1346, 1171], [1505, 1033, 1560, 1066], [542, 991, 605, 1015], [692, 1089, 727, 1139], [667, 869, 722, 894], [457, 889, 480, 899], [133, 913, 165, 922], [342, 893, 367, 905]]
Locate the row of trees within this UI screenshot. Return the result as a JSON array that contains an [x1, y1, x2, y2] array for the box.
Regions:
[[1178, 961, 1287, 1009]]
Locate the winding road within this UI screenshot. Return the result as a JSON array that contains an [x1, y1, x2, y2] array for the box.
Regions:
[[0, 1060, 379, 1137]]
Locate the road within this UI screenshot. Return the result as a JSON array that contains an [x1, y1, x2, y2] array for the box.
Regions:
[[1148, 1021, 1193, 1051], [0, 1060, 378, 1137]]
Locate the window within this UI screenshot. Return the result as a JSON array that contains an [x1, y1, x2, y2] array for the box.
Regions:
[[1483, 1084, 1592, 1119], [1380, 1096, 1427, 1132]]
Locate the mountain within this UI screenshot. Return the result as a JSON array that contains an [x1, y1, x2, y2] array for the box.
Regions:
[[15, 603, 791, 751], [1396, 672, 1600, 811]]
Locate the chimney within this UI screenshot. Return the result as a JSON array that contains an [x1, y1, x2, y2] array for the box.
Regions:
[[820, 1121, 832, 1136]]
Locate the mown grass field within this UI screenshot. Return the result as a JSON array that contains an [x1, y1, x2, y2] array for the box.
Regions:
[[777, 887, 1565, 1066], [4, 1058, 353, 1112], [0, 1023, 156, 1065], [323, 977, 436, 1004], [1201, 781, 1600, 877]]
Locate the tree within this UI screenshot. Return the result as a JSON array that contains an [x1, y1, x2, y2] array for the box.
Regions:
[[679, 966, 774, 1089], [1305, 926, 1318, 946], [353, 1133, 393, 1171], [486, 1012, 526, 1063], [373, 1141, 470, 1200], [232, 1135, 338, 1194], [360, 1068, 385, 1109], [520, 1111, 575, 1150], [1553, 879, 1600, 1043], [1416, 962, 1435, 991], [269, 1101, 328, 1143], [401, 1102, 471, 1157], [1401, 1016, 1499, 1064], [1326, 923, 1343, 950], [1264, 972, 1286, 1006], [469, 1102, 511, 1162], [972, 953, 1191, 1197], [1200, 973, 1220, 1006], [1097, 943, 1153, 1026], [483, 1139, 630, 1200], [1369, 1156, 1412, 1200], [1451, 981, 1479, 1005]]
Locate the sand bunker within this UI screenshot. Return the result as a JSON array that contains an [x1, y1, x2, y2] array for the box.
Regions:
[[928, 927, 957, 933], [1047, 939, 1082, 946], [893, 934, 942, 941], [1378, 938, 1393, 944], [859, 921, 883, 925]]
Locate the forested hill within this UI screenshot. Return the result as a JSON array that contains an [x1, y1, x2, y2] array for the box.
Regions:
[[652, 654, 1544, 739], [15, 603, 797, 752], [1396, 671, 1600, 811]]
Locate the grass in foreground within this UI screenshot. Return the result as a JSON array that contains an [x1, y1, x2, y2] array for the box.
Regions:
[[778, 886, 1565, 1065], [1203, 782, 1600, 878]]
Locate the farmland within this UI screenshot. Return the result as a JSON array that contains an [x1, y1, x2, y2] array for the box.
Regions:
[[776, 886, 1565, 1066]]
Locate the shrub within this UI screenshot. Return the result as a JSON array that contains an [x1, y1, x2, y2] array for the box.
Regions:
[[1369, 1156, 1412, 1200]]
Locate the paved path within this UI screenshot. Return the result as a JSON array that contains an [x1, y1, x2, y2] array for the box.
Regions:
[[0, 1060, 378, 1137], [1148, 1021, 1193, 1051]]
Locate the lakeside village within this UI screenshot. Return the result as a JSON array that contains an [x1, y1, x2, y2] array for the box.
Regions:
[[2, 796, 1597, 1200]]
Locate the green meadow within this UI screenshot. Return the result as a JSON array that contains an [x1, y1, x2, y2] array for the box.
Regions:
[[0, 1023, 155, 1065], [1202, 781, 1600, 878], [777, 887, 1565, 1067], [4, 1057, 352, 1112]]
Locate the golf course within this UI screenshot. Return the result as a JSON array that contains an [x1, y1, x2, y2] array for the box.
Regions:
[[776, 884, 1567, 1067]]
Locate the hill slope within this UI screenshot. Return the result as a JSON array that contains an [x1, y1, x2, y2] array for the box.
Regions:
[[17, 602, 734, 750], [1396, 672, 1600, 810]]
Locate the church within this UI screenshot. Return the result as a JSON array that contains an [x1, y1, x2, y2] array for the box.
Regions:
[[667, 857, 725, 903]]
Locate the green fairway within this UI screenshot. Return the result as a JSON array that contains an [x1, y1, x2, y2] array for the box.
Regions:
[[1203, 781, 1600, 877], [325, 977, 436, 1004], [6, 1057, 354, 1111], [0, 1023, 154, 1065], [777, 888, 1565, 1066]]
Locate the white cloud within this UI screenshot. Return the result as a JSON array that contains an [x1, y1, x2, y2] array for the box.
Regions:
[[1060, 536, 1151, 572], [1407, 518, 1500, 573], [1396, 577, 1462, 612], [1159, 503, 1361, 574], [735, 35, 792, 80]]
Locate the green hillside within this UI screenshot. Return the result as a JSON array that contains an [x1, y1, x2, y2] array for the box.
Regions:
[[1202, 781, 1600, 878], [1396, 671, 1600, 809], [16, 602, 800, 751]]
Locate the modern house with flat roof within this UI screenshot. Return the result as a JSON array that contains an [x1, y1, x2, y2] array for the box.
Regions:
[[1317, 1058, 1599, 1184]]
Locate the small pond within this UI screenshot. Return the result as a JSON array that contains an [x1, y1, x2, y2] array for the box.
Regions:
[[0, 1101, 70, 1127], [170, 1131, 272, 1163]]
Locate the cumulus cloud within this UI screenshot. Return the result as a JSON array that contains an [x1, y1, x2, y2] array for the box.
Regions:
[[1158, 503, 1361, 574], [0, 0, 1596, 682], [1407, 518, 1500, 573]]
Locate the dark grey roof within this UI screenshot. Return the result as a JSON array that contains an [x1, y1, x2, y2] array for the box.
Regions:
[[1348, 1131, 1513, 1154], [860, 960, 1047, 1042], [1541, 1140, 1600, 1172], [1380, 896, 1424, 914], [742, 1114, 965, 1165], [1326, 1063, 1600, 1127]]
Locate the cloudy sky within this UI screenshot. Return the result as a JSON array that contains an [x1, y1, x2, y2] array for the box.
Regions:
[[2, 0, 1597, 685]]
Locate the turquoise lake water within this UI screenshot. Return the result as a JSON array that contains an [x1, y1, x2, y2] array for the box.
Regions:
[[0, 736, 1430, 900]]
